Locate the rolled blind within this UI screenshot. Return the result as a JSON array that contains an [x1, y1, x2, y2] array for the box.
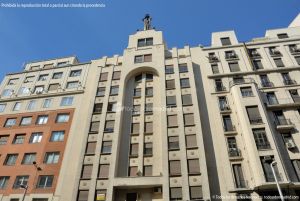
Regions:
[[166, 80, 175, 89], [184, 114, 194, 126], [105, 121, 115, 129], [246, 106, 261, 120], [86, 142, 96, 154], [81, 165, 92, 179], [188, 159, 200, 174], [98, 164, 109, 178], [144, 54, 152, 62], [167, 115, 178, 127], [129, 166, 138, 176], [145, 122, 153, 133], [144, 166, 152, 176], [169, 160, 181, 175], [100, 72, 108, 81], [167, 96, 176, 106], [78, 190, 89, 201], [182, 94, 192, 105], [186, 135, 197, 148], [130, 144, 139, 155], [112, 71, 121, 80], [229, 62, 240, 72], [90, 122, 100, 132], [190, 186, 203, 199], [170, 187, 182, 199], [131, 123, 140, 134], [48, 84, 59, 91]]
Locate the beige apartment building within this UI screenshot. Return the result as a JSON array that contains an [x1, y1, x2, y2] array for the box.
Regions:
[[0, 14, 300, 201]]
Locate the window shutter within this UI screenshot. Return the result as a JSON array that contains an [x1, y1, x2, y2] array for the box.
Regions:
[[169, 160, 181, 175], [81, 165, 92, 179], [190, 186, 203, 199], [182, 94, 192, 105], [167, 96, 176, 106], [112, 71, 121, 80], [145, 122, 153, 133], [100, 73, 108, 81], [186, 135, 197, 148], [78, 190, 89, 201], [188, 159, 200, 174], [166, 80, 175, 89], [170, 187, 182, 199], [167, 115, 178, 127], [86, 142, 96, 154], [144, 54, 152, 62], [184, 114, 194, 126], [98, 164, 110, 178], [129, 166, 138, 176], [144, 166, 152, 176], [130, 144, 139, 155], [131, 123, 140, 134]]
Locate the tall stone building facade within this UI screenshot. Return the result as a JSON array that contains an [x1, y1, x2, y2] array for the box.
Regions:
[[0, 14, 300, 201]]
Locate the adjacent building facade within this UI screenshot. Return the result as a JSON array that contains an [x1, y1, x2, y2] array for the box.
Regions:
[[0, 14, 300, 201]]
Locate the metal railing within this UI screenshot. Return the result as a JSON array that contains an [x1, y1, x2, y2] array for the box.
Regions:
[[261, 82, 274, 88], [249, 117, 263, 124], [228, 148, 242, 157], [283, 79, 297, 85], [208, 55, 219, 63], [229, 78, 255, 88], [225, 53, 239, 60], [275, 118, 293, 126], [224, 125, 236, 132], [215, 85, 226, 92], [256, 143, 271, 150]]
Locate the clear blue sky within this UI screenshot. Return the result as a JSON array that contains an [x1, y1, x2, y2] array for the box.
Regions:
[[0, 0, 299, 80]]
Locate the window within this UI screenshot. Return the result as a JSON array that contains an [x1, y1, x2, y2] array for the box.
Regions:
[[97, 87, 105, 96], [273, 110, 288, 125], [165, 65, 174, 74], [27, 100, 37, 110], [22, 153, 36, 165], [168, 136, 179, 151], [4, 154, 18, 165], [99, 72, 108, 81], [90, 121, 100, 132], [146, 73, 153, 81], [211, 64, 219, 74], [144, 103, 152, 113], [225, 50, 238, 59], [43, 63, 54, 69], [240, 87, 253, 97], [223, 115, 234, 132], [133, 88, 141, 97], [4, 118, 17, 127], [18, 87, 30, 95], [13, 175, 29, 188], [36, 115, 48, 125], [98, 164, 110, 178], [169, 160, 181, 176], [56, 114, 70, 123], [221, 37, 231, 46], [232, 164, 246, 188], [36, 175, 53, 188], [144, 166, 152, 176], [44, 152, 60, 164], [184, 114, 194, 126], [229, 62, 240, 72], [292, 160, 300, 181], [24, 76, 35, 83], [295, 56, 300, 65], [186, 135, 197, 148], [85, 142, 96, 154], [166, 96, 176, 107], [166, 79, 175, 89], [282, 73, 295, 85], [8, 78, 19, 85], [107, 102, 117, 112], [145, 87, 153, 96], [246, 106, 262, 124], [52, 72, 63, 79], [50, 131, 64, 142], [180, 78, 190, 88], [29, 132, 43, 143], [277, 33, 288, 39], [0, 135, 9, 145], [131, 123, 140, 134], [78, 190, 89, 201], [282, 133, 295, 149], [190, 186, 203, 200], [104, 120, 115, 132], [112, 71, 121, 80], [38, 74, 48, 81], [57, 61, 68, 67], [274, 58, 285, 67], [145, 122, 153, 133], [110, 86, 119, 95], [69, 69, 82, 77], [43, 98, 52, 108], [253, 60, 263, 70], [66, 81, 79, 89], [60, 96, 74, 106], [144, 143, 153, 155], [2, 89, 13, 97], [48, 83, 60, 91], [0, 104, 6, 112], [13, 102, 22, 111], [0, 176, 9, 189], [34, 86, 44, 94], [188, 159, 200, 174], [137, 37, 153, 47], [134, 54, 152, 63], [167, 115, 178, 127], [132, 105, 141, 115], [170, 187, 182, 200], [101, 141, 112, 154], [13, 134, 25, 144], [93, 103, 103, 113], [290, 90, 300, 103], [130, 144, 139, 156], [260, 156, 280, 182], [135, 74, 142, 82], [179, 64, 188, 73], [129, 166, 138, 177], [218, 96, 228, 111], [260, 74, 272, 87], [20, 117, 32, 126], [266, 92, 278, 105]]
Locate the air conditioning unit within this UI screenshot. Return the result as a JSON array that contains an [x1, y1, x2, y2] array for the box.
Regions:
[[153, 187, 162, 193], [286, 141, 296, 149]]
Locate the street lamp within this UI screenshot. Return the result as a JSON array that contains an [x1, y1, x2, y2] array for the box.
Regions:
[[270, 161, 284, 201], [20, 184, 28, 201]]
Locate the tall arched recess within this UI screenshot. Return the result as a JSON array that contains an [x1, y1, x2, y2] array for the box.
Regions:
[[114, 67, 164, 198]]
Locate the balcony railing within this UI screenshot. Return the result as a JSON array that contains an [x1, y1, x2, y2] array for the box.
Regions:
[[220, 104, 231, 112], [275, 118, 293, 126], [290, 47, 300, 54], [249, 52, 261, 58], [228, 148, 242, 157], [261, 82, 274, 88], [224, 125, 236, 132], [225, 53, 239, 60], [215, 85, 226, 92], [256, 143, 271, 150], [283, 79, 297, 85], [269, 50, 282, 57], [208, 55, 219, 63], [229, 78, 255, 88], [249, 117, 263, 124]]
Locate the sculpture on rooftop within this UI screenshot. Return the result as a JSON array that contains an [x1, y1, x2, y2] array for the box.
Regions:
[[143, 14, 152, 30]]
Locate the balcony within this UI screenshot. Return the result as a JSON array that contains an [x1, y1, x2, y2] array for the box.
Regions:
[[224, 125, 237, 135], [283, 79, 297, 86], [208, 55, 219, 63], [266, 98, 300, 110], [269, 50, 282, 57], [275, 118, 294, 131], [225, 53, 239, 60], [256, 143, 271, 150], [249, 51, 261, 59], [220, 105, 231, 113], [290, 47, 300, 55], [229, 78, 255, 88], [215, 85, 226, 92], [228, 148, 243, 160], [261, 82, 274, 88], [249, 117, 263, 125]]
